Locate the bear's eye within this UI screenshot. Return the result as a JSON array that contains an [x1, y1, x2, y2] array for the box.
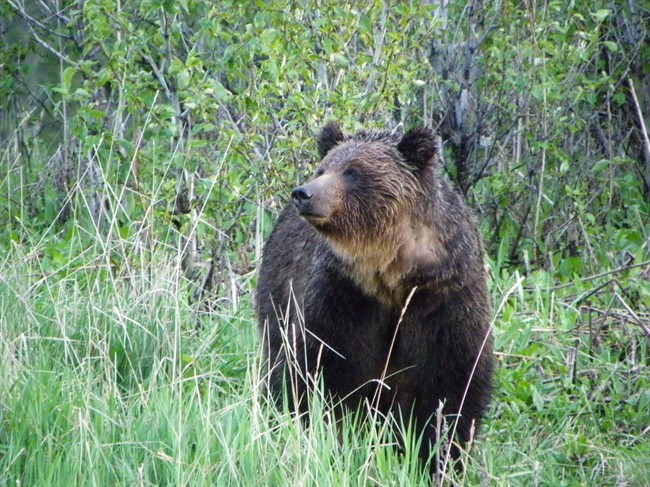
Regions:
[[315, 168, 325, 177], [343, 168, 359, 179]]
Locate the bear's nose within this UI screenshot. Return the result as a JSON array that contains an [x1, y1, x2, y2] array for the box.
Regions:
[[291, 185, 315, 214], [291, 186, 313, 204]]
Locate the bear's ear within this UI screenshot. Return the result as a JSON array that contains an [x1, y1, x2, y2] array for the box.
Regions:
[[397, 127, 439, 171], [317, 121, 345, 158]]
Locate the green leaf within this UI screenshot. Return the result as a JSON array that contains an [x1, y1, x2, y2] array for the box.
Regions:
[[592, 159, 610, 172], [613, 92, 626, 106], [210, 79, 232, 101], [87, 109, 106, 120], [62, 66, 77, 93], [592, 9, 610, 22]]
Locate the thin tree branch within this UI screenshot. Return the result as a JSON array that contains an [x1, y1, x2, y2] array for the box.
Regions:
[[533, 260, 650, 291], [7, 0, 79, 68], [628, 78, 650, 191], [9, 0, 74, 40]]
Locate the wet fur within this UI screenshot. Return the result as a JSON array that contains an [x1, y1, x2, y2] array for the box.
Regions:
[[256, 123, 494, 473]]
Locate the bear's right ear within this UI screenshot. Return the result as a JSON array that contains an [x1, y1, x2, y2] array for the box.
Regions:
[[397, 127, 439, 171], [317, 122, 345, 158]]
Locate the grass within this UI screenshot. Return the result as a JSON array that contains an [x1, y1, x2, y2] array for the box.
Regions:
[[0, 141, 649, 486]]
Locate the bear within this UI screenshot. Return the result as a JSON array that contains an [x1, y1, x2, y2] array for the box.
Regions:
[[255, 122, 494, 474]]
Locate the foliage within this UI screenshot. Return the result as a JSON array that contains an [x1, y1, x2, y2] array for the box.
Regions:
[[2, 1, 649, 269]]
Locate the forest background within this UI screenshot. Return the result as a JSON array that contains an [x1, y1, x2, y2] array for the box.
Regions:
[[1, 1, 649, 485]]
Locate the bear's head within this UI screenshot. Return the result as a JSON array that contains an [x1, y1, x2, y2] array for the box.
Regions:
[[291, 121, 440, 244]]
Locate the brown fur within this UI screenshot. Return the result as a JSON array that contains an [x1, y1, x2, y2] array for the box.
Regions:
[[256, 122, 495, 474]]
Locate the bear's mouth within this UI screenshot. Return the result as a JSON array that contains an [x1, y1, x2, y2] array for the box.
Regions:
[[301, 213, 329, 226]]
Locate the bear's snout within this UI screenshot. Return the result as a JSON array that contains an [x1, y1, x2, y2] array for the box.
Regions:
[[291, 185, 314, 215], [291, 174, 341, 224]]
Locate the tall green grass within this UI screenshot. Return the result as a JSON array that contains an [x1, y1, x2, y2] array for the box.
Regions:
[[0, 239, 434, 485], [1, 137, 648, 486]]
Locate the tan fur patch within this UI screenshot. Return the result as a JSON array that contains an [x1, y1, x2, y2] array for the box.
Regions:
[[327, 214, 448, 307]]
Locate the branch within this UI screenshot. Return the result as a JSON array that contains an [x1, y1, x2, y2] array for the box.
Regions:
[[614, 290, 650, 347], [142, 54, 173, 101], [7, 0, 79, 68], [628, 78, 650, 190], [534, 259, 650, 291], [9, 0, 73, 40], [362, 2, 388, 97], [38, 0, 71, 25]]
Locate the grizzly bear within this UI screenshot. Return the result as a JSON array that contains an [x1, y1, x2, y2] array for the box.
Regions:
[[256, 122, 494, 473]]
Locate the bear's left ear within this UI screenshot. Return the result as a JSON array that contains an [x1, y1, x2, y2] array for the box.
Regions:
[[317, 121, 345, 158], [397, 127, 439, 171]]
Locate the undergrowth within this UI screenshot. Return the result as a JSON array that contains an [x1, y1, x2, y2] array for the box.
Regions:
[[0, 150, 648, 486]]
